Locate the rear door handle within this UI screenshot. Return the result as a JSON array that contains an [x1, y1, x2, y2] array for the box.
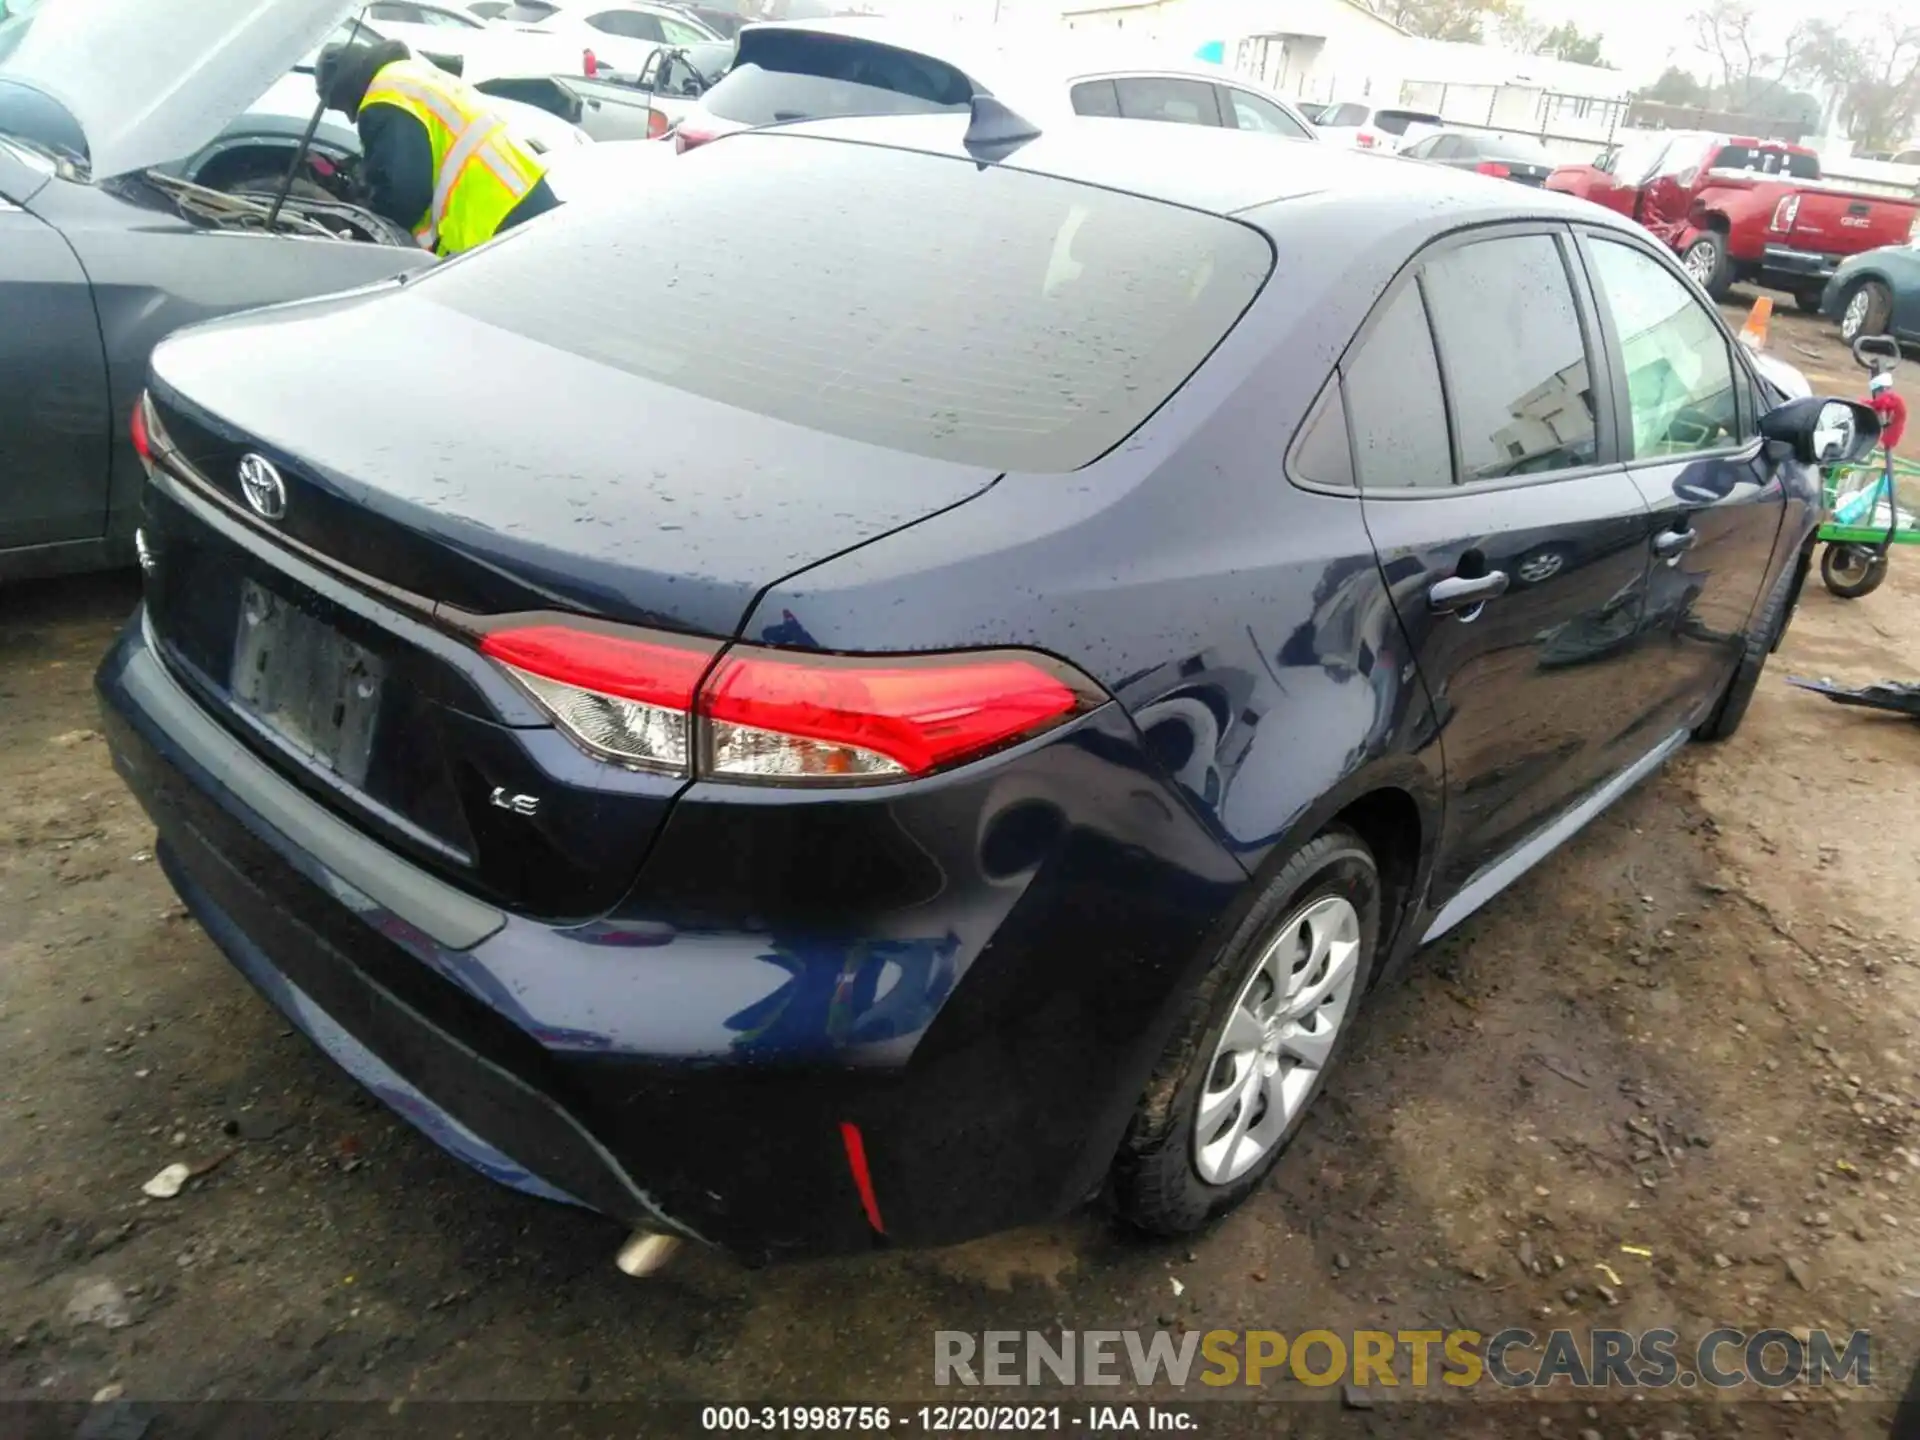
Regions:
[[1428, 570, 1510, 614], [1653, 527, 1698, 560]]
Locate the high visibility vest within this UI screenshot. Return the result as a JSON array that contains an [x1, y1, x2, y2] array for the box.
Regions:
[[359, 59, 547, 256]]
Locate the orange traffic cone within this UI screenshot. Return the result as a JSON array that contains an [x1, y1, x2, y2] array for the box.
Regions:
[[1738, 295, 1772, 352]]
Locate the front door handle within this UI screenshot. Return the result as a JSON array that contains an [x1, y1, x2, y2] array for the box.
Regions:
[[1428, 570, 1510, 614], [1653, 527, 1699, 560]]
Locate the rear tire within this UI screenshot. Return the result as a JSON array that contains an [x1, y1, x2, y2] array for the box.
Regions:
[[1695, 560, 1795, 741], [1793, 288, 1824, 315], [1110, 828, 1381, 1236], [1839, 280, 1892, 344], [1681, 233, 1732, 301], [1821, 542, 1888, 600]]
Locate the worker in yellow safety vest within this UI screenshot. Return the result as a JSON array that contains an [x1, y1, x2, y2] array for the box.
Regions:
[[315, 40, 559, 256]]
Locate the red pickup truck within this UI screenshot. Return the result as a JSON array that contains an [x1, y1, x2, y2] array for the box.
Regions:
[[1547, 131, 1920, 308]]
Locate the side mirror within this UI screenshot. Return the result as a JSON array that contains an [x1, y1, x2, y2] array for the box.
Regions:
[[1759, 396, 1883, 466]]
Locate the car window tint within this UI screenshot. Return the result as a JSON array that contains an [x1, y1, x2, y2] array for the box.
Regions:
[[703, 31, 974, 124], [421, 136, 1273, 471], [1328, 103, 1368, 126], [1225, 90, 1309, 138], [368, 3, 421, 21], [660, 16, 709, 43], [1113, 76, 1221, 126], [470, 2, 508, 15], [590, 10, 662, 38], [1069, 79, 1120, 117], [1586, 238, 1742, 459], [1291, 375, 1354, 488], [1345, 285, 1452, 489], [1429, 135, 1461, 159], [1422, 235, 1597, 482]]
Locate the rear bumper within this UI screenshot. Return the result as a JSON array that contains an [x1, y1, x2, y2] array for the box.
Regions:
[[1761, 245, 1844, 283], [98, 609, 1246, 1259]]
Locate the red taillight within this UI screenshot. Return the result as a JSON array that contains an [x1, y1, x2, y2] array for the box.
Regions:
[[129, 394, 152, 464], [1355, 131, 1376, 149], [582, 47, 598, 76], [701, 649, 1081, 780], [1475, 160, 1510, 178], [646, 107, 669, 140], [1770, 194, 1800, 232], [674, 126, 717, 153], [479, 623, 1091, 783]]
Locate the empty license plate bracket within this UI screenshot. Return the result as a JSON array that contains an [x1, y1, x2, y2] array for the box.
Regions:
[[231, 579, 384, 788]]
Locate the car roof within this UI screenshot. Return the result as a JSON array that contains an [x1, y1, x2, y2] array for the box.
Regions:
[[760, 112, 1620, 226]]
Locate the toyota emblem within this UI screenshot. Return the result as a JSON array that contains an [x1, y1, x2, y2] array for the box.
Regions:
[[238, 454, 288, 521]]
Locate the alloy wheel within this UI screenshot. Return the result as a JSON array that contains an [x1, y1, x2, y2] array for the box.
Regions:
[[1683, 240, 1719, 288], [1517, 549, 1566, 584], [1191, 895, 1362, 1185], [1843, 289, 1871, 342]]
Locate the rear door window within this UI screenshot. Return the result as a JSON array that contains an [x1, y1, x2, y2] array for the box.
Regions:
[[1327, 103, 1368, 126], [1421, 233, 1599, 481], [1069, 79, 1120, 117], [1222, 89, 1310, 139], [701, 30, 974, 125], [1113, 76, 1223, 126], [420, 136, 1274, 471], [1428, 135, 1463, 159], [1343, 285, 1453, 490], [660, 15, 712, 43]]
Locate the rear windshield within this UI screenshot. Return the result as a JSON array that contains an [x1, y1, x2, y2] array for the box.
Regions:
[[1374, 109, 1443, 136], [703, 30, 975, 126], [1476, 134, 1555, 165], [1713, 143, 1820, 180], [420, 136, 1273, 471]]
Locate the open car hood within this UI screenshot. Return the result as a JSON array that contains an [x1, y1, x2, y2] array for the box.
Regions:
[[0, 0, 358, 179]]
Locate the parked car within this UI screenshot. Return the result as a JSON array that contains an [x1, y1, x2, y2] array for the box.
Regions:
[[495, 0, 721, 78], [314, 3, 593, 80], [628, 39, 734, 137], [1307, 100, 1442, 152], [1821, 242, 1920, 344], [673, 19, 1316, 153], [1398, 128, 1556, 186], [1547, 131, 1920, 307], [98, 109, 1877, 1262]]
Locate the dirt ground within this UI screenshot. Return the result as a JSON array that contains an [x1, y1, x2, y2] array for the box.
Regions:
[[2, 304, 1918, 1436]]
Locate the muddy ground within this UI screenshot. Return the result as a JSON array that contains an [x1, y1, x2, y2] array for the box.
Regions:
[[2, 305, 1918, 1437]]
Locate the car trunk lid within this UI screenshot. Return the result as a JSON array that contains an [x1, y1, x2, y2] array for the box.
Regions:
[[141, 291, 1005, 920], [1767, 186, 1920, 257]]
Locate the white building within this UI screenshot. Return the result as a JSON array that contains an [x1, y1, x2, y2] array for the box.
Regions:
[[1054, 0, 1632, 148], [1059, 0, 1412, 105]]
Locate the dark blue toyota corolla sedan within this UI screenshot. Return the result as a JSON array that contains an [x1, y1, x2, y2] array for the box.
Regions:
[[97, 111, 1874, 1264]]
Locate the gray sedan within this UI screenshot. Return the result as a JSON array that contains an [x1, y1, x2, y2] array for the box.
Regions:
[[1398, 128, 1558, 186], [0, 0, 590, 582]]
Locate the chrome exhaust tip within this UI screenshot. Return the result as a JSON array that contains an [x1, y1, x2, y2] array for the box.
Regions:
[[615, 1230, 682, 1278]]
